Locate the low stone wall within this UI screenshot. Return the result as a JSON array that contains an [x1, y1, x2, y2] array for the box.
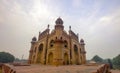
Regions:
[[2, 64, 16, 73], [92, 64, 111, 73], [2, 64, 111, 73]]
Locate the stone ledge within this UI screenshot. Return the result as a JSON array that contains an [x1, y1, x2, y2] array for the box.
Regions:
[[2, 64, 111, 73]]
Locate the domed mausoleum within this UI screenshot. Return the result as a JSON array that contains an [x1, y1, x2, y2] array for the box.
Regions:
[[28, 18, 86, 65], [2, 18, 111, 73]]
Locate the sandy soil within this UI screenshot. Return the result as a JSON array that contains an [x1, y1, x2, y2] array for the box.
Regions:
[[111, 70, 120, 73]]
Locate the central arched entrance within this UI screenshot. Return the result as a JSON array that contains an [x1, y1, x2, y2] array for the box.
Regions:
[[48, 52, 53, 65], [64, 53, 69, 65]]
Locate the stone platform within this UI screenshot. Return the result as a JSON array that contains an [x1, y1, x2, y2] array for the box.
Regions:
[[2, 64, 111, 73]]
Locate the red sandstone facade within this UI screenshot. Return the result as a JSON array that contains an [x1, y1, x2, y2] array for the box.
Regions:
[[28, 18, 86, 65]]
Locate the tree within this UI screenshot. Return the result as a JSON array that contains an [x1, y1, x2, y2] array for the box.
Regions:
[[107, 59, 113, 69], [112, 54, 120, 70], [91, 55, 103, 63], [0, 52, 15, 63]]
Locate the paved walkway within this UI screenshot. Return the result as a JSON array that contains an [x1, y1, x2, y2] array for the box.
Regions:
[[14, 64, 99, 73]]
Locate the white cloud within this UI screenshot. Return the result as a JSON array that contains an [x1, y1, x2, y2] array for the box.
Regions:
[[85, 8, 120, 59], [72, 0, 82, 8], [0, 0, 65, 59], [0, 0, 120, 60], [99, 16, 112, 22]]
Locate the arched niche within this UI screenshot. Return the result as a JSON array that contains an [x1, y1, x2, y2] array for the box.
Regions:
[[64, 53, 69, 65], [74, 44, 79, 64], [48, 52, 53, 65], [36, 43, 44, 63], [49, 40, 55, 48], [39, 44, 43, 52], [64, 40, 68, 48]]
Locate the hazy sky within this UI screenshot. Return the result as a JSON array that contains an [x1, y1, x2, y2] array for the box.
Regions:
[[0, 0, 120, 60]]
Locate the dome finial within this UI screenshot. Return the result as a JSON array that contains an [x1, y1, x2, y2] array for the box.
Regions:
[[69, 26, 71, 30], [55, 17, 63, 25], [47, 24, 50, 28], [80, 38, 85, 45], [32, 36, 37, 41], [80, 38, 84, 42]]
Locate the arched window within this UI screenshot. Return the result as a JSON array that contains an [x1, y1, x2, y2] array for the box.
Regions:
[[39, 44, 43, 52], [74, 45, 78, 53], [64, 40, 68, 48], [50, 40, 54, 47]]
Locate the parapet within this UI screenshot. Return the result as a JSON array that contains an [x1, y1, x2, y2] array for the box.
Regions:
[[69, 30, 78, 41], [38, 29, 50, 40]]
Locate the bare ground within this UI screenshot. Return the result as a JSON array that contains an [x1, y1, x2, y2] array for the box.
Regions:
[[111, 70, 120, 73]]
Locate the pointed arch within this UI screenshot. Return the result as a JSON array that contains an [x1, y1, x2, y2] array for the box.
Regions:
[[74, 45, 78, 53], [37, 43, 44, 63], [64, 40, 68, 48], [74, 44, 79, 64], [64, 53, 69, 65], [50, 40, 55, 48], [39, 44, 43, 52], [48, 52, 53, 65]]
